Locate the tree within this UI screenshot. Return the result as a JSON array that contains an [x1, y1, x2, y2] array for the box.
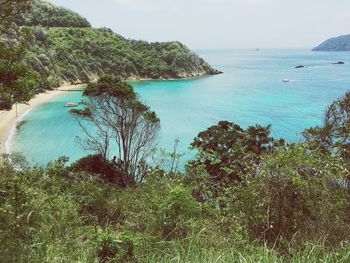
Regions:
[[0, 0, 33, 30], [189, 121, 284, 184], [72, 75, 160, 186], [303, 92, 350, 162], [0, 30, 38, 115], [0, 0, 37, 113]]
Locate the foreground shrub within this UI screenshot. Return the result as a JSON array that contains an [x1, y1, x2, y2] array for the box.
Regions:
[[96, 230, 136, 262], [69, 154, 126, 186], [0, 156, 92, 262], [238, 145, 350, 250], [68, 178, 124, 226], [158, 185, 201, 240]]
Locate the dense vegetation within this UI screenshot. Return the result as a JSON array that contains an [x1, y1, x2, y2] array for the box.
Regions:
[[25, 26, 219, 85], [15, 1, 220, 86], [14, 1, 91, 28], [0, 0, 39, 110]]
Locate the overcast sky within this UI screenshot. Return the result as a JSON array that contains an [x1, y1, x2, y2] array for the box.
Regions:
[[49, 0, 350, 49]]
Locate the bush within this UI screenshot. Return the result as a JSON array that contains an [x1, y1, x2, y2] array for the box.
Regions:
[[69, 154, 126, 186], [189, 121, 284, 184], [68, 179, 124, 226], [0, 156, 89, 262], [237, 145, 350, 251], [96, 230, 135, 262], [158, 186, 201, 240]]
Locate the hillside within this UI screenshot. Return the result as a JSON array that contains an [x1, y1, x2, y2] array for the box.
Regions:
[[312, 34, 350, 51], [15, 1, 91, 28], [15, 1, 221, 85]]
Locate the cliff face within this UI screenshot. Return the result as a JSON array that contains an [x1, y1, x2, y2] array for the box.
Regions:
[[16, 1, 221, 85], [312, 35, 350, 51]]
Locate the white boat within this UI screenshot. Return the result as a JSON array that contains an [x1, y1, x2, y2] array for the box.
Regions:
[[283, 79, 290, 83], [64, 102, 78, 107]]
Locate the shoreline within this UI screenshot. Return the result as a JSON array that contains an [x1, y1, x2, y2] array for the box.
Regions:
[[0, 85, 84, 155], [0, 75, 215, 156]]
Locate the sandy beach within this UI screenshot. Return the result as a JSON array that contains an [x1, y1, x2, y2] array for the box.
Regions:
[[0, 85, 83, 155]]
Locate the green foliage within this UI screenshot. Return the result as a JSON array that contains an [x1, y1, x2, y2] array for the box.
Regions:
[[96, 230, 135, 262], [304, 91, 350, 163], [1, 150, 350, 262], [69, 154, 126, 186], [23, 25, 217, 83], [0, 155, 93, 262], [158, 185, 201, 240], [73, 75, 160, 186], [0, 0, 33, 31], [189, 121, 284, 183], [15, 1, 91, 28], [84, 75, 136, 98], [237, 145, 350, 250], [0, 28, 38, 110]]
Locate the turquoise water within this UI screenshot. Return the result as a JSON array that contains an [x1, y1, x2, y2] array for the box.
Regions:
[[11, 49, 350, 166]]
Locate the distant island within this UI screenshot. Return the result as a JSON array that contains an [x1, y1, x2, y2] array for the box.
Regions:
[[312, 34, 350, 51], [10, 1, 221, 87]]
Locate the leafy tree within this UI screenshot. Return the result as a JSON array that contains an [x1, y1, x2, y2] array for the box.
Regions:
[[0, 30, 38, 114], [157, 185, 201, 240], [14, 1, 91, 28], [303, 92, 350, 162], [69, 154, 125, 186], [0, 29, 38, 113], [0, 0, 33, 30], [0, 1, 38, 112], [72, 75, 160, 186], [189, 121, 284, 184]]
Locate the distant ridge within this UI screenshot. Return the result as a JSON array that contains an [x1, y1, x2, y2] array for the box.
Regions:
[[312, 34, 350, 51]]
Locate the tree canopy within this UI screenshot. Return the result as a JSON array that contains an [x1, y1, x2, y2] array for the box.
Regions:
[[189, 121, 284, 183], [14, 0, 91, 28], [72, 75, 160, 186], [0, 0, 33, 30], [303, 91, 350, 163], [0, 0, 38, 110]]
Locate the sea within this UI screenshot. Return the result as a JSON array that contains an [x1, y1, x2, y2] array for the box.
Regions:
[[10, 49, 350, 166]]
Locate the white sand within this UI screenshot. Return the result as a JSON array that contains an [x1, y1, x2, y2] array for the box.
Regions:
[[0, 85, 83, 154]]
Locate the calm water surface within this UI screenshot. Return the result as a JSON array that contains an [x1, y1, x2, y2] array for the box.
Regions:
[[11, 49, 350, 165]]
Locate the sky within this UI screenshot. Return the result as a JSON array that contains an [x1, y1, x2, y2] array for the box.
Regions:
[[49, 0, 350, 49]]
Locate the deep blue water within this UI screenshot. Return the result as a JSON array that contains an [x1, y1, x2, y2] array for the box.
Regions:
[[11, 49, 350, 166]]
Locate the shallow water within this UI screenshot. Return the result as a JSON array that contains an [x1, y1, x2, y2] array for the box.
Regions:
[[11, 49, 350, 166]]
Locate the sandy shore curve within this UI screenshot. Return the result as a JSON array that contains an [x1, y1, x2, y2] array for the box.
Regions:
[[0, 85, 83, 155]]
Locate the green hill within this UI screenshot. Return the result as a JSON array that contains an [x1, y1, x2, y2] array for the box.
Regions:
[[15, 1, 91, 28], [16, 1, 221, 86]]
